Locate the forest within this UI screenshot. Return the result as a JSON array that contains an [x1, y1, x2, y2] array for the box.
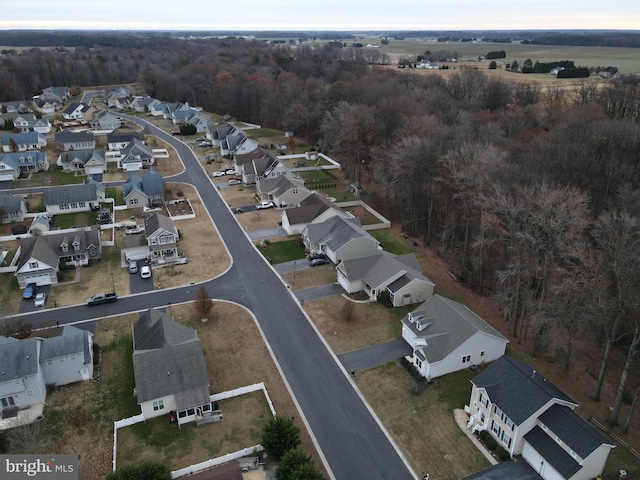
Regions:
[[2, 34, 640, 430]]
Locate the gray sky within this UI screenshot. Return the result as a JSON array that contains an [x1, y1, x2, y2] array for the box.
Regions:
[[2, 1, 638, 31]]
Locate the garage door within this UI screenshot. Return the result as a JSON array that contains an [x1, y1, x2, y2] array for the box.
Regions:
[[86, 166, 103, 174], [522, 443, 563, 480], [126, 250, 150, 261], [22, 273, 52, 286], [0, 173, 15, 181]]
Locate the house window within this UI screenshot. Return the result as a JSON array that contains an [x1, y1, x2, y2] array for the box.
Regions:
[[78, 202, 85, 208], [505, 418, 514, 430], [202, 404, 211, 412], [570, 450, 577, 459], [69, 353, 77, 361], [29, 261, 39, 268], [153, 400, 165, 411], [495, 406, 503, 418], [178, 411, 187, 418], [59, 356, 65, 363], [541, 424, 548, 432], [480, 412, 486, 423], [293, 188, 298, 194], [1, 396, 16, 408], [491, 420, 502, 437], [501, 431, 511, 448], [415, 358, 422, 369], [46, 359, 54, 366], [71, 203, 78, 209], [479, 393, 489, 408], [555, 436, 562, 445], [26, 390, 33, 397], [462, 355, 471, 363], [130, 198, 139, 205], [480, 351, 485, 357], [187, 408, 195, 416], [61, 244, 68, 253]]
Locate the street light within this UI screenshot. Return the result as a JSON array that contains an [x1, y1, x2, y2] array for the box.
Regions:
[[111, 273, 116, 294], [293, 260, 296, 284]]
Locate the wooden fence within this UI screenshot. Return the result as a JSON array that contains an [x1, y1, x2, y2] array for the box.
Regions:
[[590, 417, 640, 461]]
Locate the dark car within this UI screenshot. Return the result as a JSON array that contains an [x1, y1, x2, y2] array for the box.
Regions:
[[23, 283, 37, 299], [308, 253, 328, 261], [233, 207, 245, 214], [310, 257, 331, 267], [11, 224, 28, 235]]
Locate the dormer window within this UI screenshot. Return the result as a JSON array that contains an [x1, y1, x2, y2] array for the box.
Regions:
[[73, 241, 80, 251], [61, 243, 68, 253]]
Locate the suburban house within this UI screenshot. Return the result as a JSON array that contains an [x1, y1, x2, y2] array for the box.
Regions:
[[104, 86, 136, 107], [256, 175, 308, 207], [0, 326, 93, 421], [336, 251, 435, 307], [234, 147, 288, 184], [15, 228, 102, 287], [466, 356, 615, 480], [401, 295, 508, 380], [281, 192, 349, 235], [171, 109, 209, 129], [123, 170, 165, 208], [29, 214, 52, 235], [132, 308, 212, 426], [55, 130, 96, 151], [107, 132, 144, 151], [90, 110, 121, 132], [57, 149, 107, 176], [119, 138, 154, 171], [0, 192, 27, 224], [123, 212, 178, 263], [0, 152, 49, 180], [31, 98, 59, 115], [43, 179, 106, 215], [12, 114, 51, 134], [222, 131, 256, 157], [130, 96, 161, 113], [62, 103, 86, 120], [208, 122, 236, 146], [0, 101, 32, 113], [42, 86, 70, 101], [1, 132, 47, 152], [302, 216, 380, 263]]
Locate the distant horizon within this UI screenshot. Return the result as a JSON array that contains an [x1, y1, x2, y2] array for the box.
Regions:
[[3, 1, 639, 32]]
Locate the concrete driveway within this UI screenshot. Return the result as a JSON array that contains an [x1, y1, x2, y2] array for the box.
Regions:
[[338, 339, 412, 373]]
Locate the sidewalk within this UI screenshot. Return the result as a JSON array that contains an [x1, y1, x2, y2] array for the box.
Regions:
[[453, 409, 498, 466]]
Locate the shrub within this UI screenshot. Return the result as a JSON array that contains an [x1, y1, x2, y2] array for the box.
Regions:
[[485, 436, 498, 451], [557, 67, 590, 78], [496, 445, 511, 461], [104, 461, 171, 480], [478, 430, 491, 441], [261, 417, 300, 461], [488, 61, 497, 70]]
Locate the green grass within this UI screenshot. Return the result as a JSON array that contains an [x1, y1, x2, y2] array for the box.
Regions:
[[257, 239, 306, 264], [370, 230, 414, 255], [299, 170, 334, 183], [52, 211, 98, 229], [244, 128, 282, 138], [99, 334, 139, 418], [105, 187, 124, 206]]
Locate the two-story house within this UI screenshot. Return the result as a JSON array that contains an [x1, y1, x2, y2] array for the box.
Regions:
[[123, 170, 165, 208], [466, 356, 614, 480], [0, 152, 48, 180], [119, 138, 154, 171], [0, 192, 27, 224], [90, 110, 121, 132]]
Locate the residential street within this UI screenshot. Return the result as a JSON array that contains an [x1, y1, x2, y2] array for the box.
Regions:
[[6, 114, 417, 480]]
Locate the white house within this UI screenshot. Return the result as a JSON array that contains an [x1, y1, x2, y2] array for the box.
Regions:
[[43, 179, 105, 215], [281, 192, 350, 235], [1, 132, 47, 152], [302, 216, 380, 264], [401, 294, 508, 380], [466, 356, 615, 480]]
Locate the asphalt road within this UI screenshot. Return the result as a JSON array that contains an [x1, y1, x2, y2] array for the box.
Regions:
[[8, 111, 417, 480]]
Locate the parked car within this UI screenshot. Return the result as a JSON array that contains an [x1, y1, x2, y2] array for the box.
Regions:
[[23, 283, 37, 299], [11, 224, 28, 235], [256, 201, 274, 210], [212, 171, 226, 177], [228, 179, 242, 186], [233, 207, 245, 214], [224, 168, 236, 175], [308, 252, 328, 261], [196, 137, 207, 141], [140, 265, 152, 279], [310, 256, 331, 267], [128, 260, 138, 274], [34, 292, 47, 308], [200, 142, 213, 147]]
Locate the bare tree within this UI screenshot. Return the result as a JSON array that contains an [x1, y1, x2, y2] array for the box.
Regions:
[[194, 285, 213, 321], [0, 318, 33, 339], [6, 418, 48, 454]]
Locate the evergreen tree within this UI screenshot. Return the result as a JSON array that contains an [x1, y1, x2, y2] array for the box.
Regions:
[[261, 416, 300, 461]]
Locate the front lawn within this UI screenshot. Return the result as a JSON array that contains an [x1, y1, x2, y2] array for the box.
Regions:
[[257, 239, 306, 264], [370, 230, 415, 255], [51, 211, 98, 229]]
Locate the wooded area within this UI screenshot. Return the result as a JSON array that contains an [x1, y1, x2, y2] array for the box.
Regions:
[[2, 35, 640, 429]]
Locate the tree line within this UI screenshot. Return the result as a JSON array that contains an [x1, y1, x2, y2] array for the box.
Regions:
[[2, 35, 640, 430]]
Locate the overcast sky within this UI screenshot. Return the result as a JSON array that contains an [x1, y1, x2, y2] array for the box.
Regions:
[[2, 1, 639, 31]]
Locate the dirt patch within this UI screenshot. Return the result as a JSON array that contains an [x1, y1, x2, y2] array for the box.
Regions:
[[280, 265, 336, 292]]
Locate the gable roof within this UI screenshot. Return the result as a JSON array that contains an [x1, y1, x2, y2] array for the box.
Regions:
[[58, 149, 106, 167], [123, 170, 164, 197], [402, 295, 508, 363], [17, 228, 102, 271], [54, 130, 95, 144], [107, 132, 143, 144], [258, 175, 305, 197], [471, 356, 576, 425], [1, 132, 45, 146], [120, 138, 152, 157], [0, 152, 47, 169], [0, 192, 25, 212], [0, 337, 39, 381], [39, 325, 92, 365], [305, 216, 377, 252], [144, 212, 177, 237], [62, 103, 84, 115], [132, 309, 210, 408], [283, 192, 342, 225], [44, 179, 104, 206]]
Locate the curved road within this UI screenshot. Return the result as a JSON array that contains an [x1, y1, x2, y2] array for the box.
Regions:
[[11, 114, 417, 480]]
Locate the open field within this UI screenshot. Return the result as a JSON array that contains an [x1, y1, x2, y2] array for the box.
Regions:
[[378, 37, 640, 74]]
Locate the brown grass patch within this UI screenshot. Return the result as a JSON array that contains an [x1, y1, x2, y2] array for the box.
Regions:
[[281, 265, 336, 291]]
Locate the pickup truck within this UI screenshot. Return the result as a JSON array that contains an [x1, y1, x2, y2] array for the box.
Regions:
[[85, 292, 118, 306]]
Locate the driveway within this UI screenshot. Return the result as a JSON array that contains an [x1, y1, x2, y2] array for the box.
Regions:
[[338, 339, 412, 373], [273, 259, 311, 275], [461, 457, 542, 480], [129, 261, 155, 294], [247, 226, 288, 240], [295, 284, 343, 302], [18, 284, 52, 314]]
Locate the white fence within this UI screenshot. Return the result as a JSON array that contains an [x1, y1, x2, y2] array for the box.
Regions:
[[337, 200, 392, 230], [112, 413, 145, 471], [210, 382, 276, 417], [171, 445, 264, 479]]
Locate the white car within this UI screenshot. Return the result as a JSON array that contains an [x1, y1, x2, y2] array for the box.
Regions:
[[225, 168, 236, 175], [256, 201, 275, 210], [228, 179, 242, 186], [34, 292, 47, 308], [140, 265, 152, 279], [212, 171, 226, 177]]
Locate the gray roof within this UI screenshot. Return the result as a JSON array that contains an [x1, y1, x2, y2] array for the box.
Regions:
[[132, 309, 210, 408], [401, 295, 508, 363], [17, 228, 102, 271], [305, 216, 377, 252], [209, 122, 235, 140], [54, 130, 95, 144], [144, 212, 177, 238], [107, 132, 143, 144], [284, 193, 340, 225], [341, 251, 431, 291], [471, 356, 576, 425], [538, 404, 613, 458], [1, 132, 45, 146], [39, 326, 92, 365], [62, 103, 83, 115], [121, 138, 152, 156], [524, 426, 581, 478], [0, 192, 25, 213], [58, 149, 106, 168], [0, 337, 39, 381], [43, 179, 104, 206], [258, 175, 305, 197]]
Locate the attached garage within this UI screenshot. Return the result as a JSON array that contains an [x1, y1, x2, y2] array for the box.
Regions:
[[86, 166, 104, 175], [522, 443, 564, 480], [19, 272, 55, 287]]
